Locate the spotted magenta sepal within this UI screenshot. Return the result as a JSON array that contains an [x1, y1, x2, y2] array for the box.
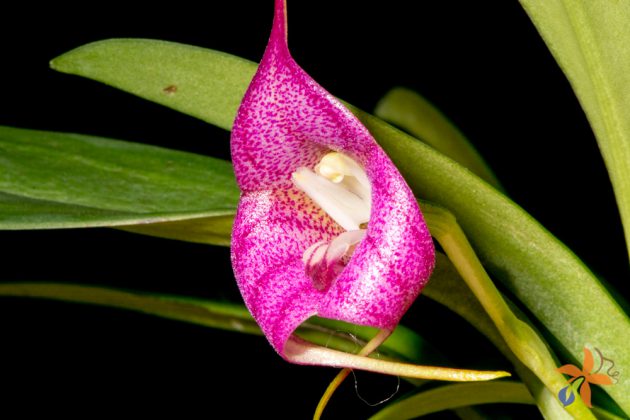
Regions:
[[230, 0, 435, 364]]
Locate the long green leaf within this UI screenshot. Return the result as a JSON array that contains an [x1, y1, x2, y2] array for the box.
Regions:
[[375, 87, 502, 190], [369, 381, 534, 420], [354, 108, 630, 413], [0, 282, 425, 363], [49, 39, 630, 412], [428, 253, 576, 419], [518, 1, 630, 263], [0, 282, 261, 334], [118, 215, 234, 246], [51, 39, 255, 132], [0, 125, 238, 243], [430, 252, 626, 418]]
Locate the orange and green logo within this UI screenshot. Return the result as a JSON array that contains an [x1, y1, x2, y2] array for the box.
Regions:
[[557, 347, 618, 407]]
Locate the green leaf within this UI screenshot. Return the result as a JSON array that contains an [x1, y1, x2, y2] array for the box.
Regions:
[[592, 407, 630, 420], [427, 252, 577, 419], [51, 39, 255, 132], [119, 216, 234, 246], [300, 317, 436, 364], [0, 282, 261, 334], [50, 39, 630, 413], [0, 125, 239, 244], [424, 253, 509, 356], [424, 201, 601, 420], [0, 282, 428, 364], [369, 381, 534, 420], [518, 1, 630, 263], [354, 108, 630, 414], [375, 87, 502, 190]]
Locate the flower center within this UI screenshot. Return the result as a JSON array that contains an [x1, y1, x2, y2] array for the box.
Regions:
[[292, 152, 371, 290], [292, 152, 371, 231]]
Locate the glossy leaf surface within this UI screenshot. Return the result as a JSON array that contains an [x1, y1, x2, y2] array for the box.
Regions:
[[0, 125, 237, 244]]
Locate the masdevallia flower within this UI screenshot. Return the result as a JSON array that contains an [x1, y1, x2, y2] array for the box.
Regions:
[[230, 0, 434, 370]]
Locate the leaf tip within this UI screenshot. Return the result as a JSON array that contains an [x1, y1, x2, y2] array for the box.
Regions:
[[49, 47, 81, 74]]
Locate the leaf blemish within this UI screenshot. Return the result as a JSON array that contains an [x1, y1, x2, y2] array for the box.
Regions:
[[163, 85, 177, 95]]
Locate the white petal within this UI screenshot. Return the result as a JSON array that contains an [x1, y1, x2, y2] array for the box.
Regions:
[[292, 167, 370, 231]]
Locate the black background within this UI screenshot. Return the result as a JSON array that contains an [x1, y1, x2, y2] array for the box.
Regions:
[[1, 1, 628, 418]]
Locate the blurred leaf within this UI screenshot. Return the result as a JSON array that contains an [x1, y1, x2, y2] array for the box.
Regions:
[[0, 282, 426, 363], [50, 39, 630, 412], [369, 381, 534, 420], [300, 317, 435, 364], [519, 1, 630, 263], [592, 407, 630, 420], [427, 250, 576, 419], [356, 108, 630, 414], [425, 253, 509, 355], [0, 125, 238, 245], [375, 87, 502, 190], [0, 282, 260, 334], [119, 215, 233, 246]]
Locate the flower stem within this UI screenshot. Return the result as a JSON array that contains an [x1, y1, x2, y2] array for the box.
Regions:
[[421, 201, 596, 419]]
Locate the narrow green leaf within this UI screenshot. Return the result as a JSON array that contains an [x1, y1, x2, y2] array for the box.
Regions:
[[369, 381, 534, 420], [430, 252, 630, 418], [592, 407, 630, 420], [518, 1, 630, 263], [450, 407, 486, 420], [428, 253, 577, 419], [5, 282, 618, 418], [51, 39, 255, 132], [424, 254, 509, 356], [50, 39, 630, 412], [0, 282, 261, 334], [426, 204, 595, 418], [0, 282, 425, 364], [118, 215, 234, 246], [0, 125, 239, 243], [375, 87, 502, 190], [300, 317, 433, 364], [355, 108, 630, 413]]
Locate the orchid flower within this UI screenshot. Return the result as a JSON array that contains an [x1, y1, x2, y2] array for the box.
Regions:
[[230, 0, 505, 380], [230, 0, 433, 369]]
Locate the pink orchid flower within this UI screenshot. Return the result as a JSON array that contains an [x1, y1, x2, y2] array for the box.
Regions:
[[230, 0, 434, 371]]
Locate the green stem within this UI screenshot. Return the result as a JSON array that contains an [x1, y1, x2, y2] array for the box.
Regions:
[[421, 202, 596, 420], [424, 253, 574, 419]]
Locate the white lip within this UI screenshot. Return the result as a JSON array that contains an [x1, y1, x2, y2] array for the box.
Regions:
[[292, 152, 371, 231]]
